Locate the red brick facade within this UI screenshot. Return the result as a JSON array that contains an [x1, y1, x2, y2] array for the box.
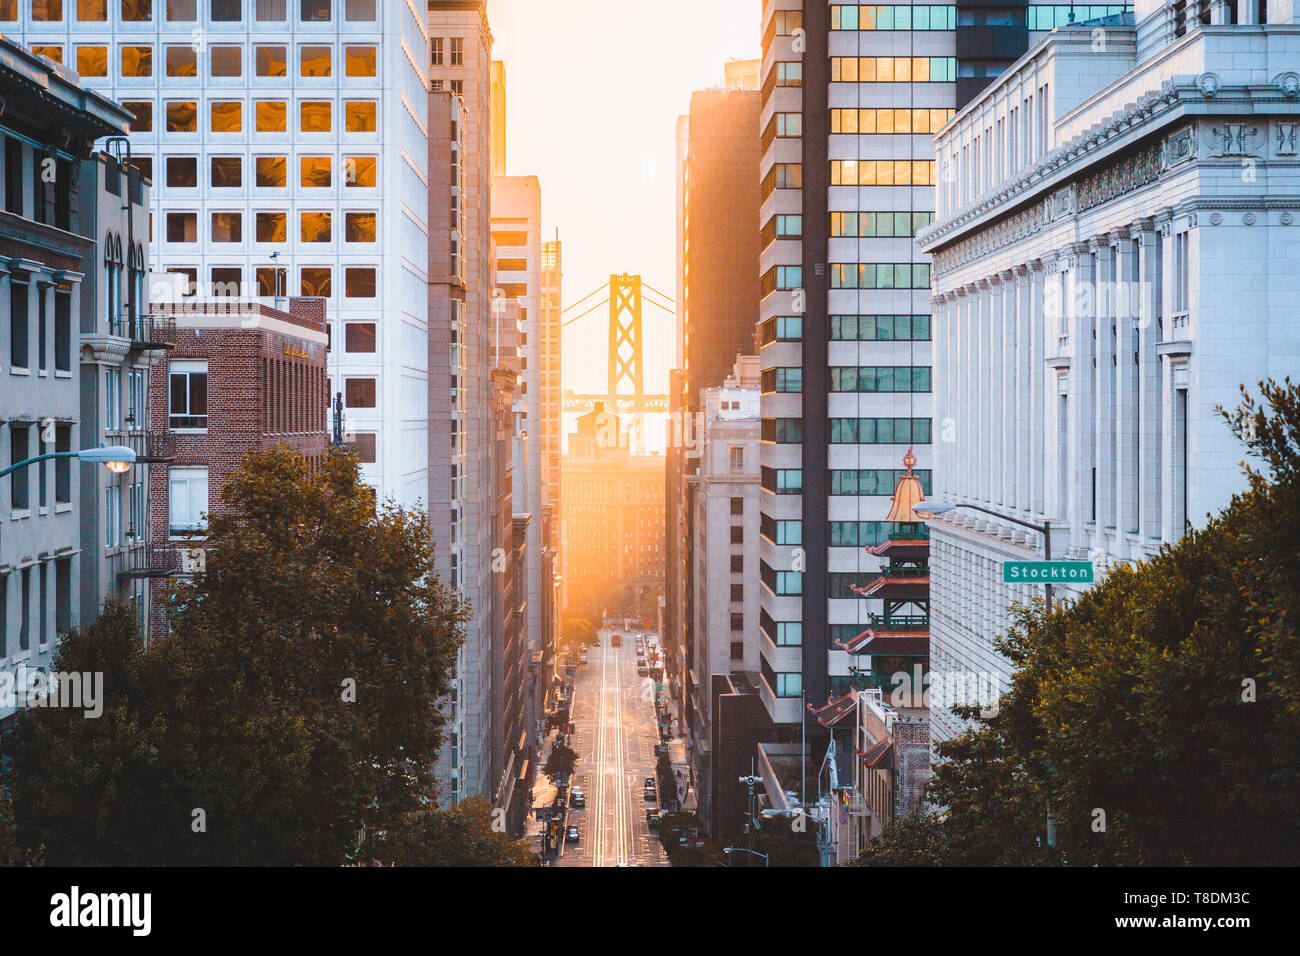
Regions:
[[147, 298, 329, 635]]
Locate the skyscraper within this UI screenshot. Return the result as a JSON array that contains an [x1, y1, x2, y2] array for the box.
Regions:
[[13, 0, 433, 507]]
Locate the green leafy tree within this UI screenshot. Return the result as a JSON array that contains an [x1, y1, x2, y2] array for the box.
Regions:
[[859, 381, 1300, 866], [543, 742, 578, 784], [378, 797, 538, 867], [5, 447, 465, 866]]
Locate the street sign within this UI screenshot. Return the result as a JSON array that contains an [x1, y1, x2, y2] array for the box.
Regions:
[[1002, 560, 1094, 583]]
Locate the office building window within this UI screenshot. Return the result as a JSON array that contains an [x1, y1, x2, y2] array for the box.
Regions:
[[55, 424, 71, 505], [168, 466, 208, 536], [212, 0, 241, 19], [351, 433, 377, 463], [210, 101, 242, 132], [344, 268, 376, 298], [255, 45, 287, 77], [301, 268, 331, 297], [730, 555, 744, 574], [301, 0, 329, 20], [300, 101, 331, 133], [121, 45, 153, 77], [105, 484, 120, 548], [300, 212, 331, 242], [345, 101, 377, 132], [345, 212, 376, 242], [256, 156, 287, 186], [255, 212, 287, 242], [255, 101, 288, 132], [122, 101, 153, 131], [450, 37, 463, 66], [169, 359, 208, 430], [300, 156, 332, 187], [210, 45, 242, 77], [431, 37, 443, 66], [345, 378, 376, 408], [344, 46, 376, 77], [165, 101, 197, 131], [166, 45, 197, 76], [9, 424, 29, 511], [210, 212, 241, 242], [210, 156, 241, 187], [344, 322, 376, 352], [9, 279, 27, 367], [166, 0, 195, 19], [76, 45, 108, 76], [300, 45, 332, 77], [255, 0, 285, 19]]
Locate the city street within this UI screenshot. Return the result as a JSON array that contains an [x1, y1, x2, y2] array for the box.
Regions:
[[556, 627, 667, 867]]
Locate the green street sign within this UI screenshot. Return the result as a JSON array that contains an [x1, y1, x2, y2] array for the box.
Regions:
[[1003, 560, 1094, 583]]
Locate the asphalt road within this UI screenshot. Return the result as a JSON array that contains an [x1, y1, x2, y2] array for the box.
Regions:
[[556, 627, 667, 867]]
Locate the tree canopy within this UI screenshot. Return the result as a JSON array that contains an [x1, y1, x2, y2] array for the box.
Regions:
[[4, 446, 468, 866]]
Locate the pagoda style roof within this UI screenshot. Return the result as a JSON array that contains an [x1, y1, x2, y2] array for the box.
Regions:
[[858, 738, 893, 769], [852, 574, 930, 600], [807, 692, 858, 728], [867, 537, 931, 559], [835, 629, 930, 656]]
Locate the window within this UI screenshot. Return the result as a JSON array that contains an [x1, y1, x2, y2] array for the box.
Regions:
[[55, 424, 71, 504], [301, 0, 329, 19], [829, 263, 931, 290], [18, 567, 31, 651], [122, 45, 153, 77], [450, 37, 464, 66], [345, 101, 377, 132], [729, 527, 744, 545], [351, 433, 376, 463], [761, 368, 802, 393], [761, 418, 802, 443], [76, 46, 108, 76], [166, 212, 197, 242], [105, 484, 120, 548], [210, 156, 241, 187], [166, 45, 197, 76], [345, 268, 375, 298], [55, 292, 71, 372], [828, 418, 932, 444], [30, 45, 64, 63], [300, 157, 331, 187], [345, 378, 376, 408], [345, 0, 374, 19], [9, 280, 27, 368], [831, 108, 953, 135], [830, 314, 931, 342], [122, 101, 153, 131], [344, 46, 376, 77], [729, 584, 744, 603], [33, 0, 63, 20], [211, 268, 242, 297], [169, 360, 208, 429], [210, 45, 242, 76], [830, 366, 932, 393], [830, 56, 956, 83], [78, 0, 107, 18], [168, 466, 208, 535], [166, 0, 195, 19], [431, 38, 443, 66], [345, 212, 376, 242], [730, 556, 744, 574], [165, 154, 198, 186], [256, 102, 288, 132], [300, 101, 331, 132], [255, 212, 286, 242], [344, 156, 376, 187], [300, 212, 331, 242], [210, 212, 241, 242], [301, 267, 331, 297], [257, 267, 287, 298], [255, 0, 285, 19], [210, 101, 242, 132], [344, 323, 376, 352], [10, 424, 30, 511], [730, 496, 744, 516], [255, 45, 287, 77], [211, 0, 240, 20], [831, 160, 935, 186], [166, 101, 197, 132], [256, 156, 287, 186], [300, 45, 332, 77], [832, 469, 933, 496], [832, 211, 935, 237]]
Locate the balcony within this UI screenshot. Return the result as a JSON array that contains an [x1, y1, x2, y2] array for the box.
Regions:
[[136, 430, 176, 464], [127, 313, 176, 353], [117, 544, 180, 580]]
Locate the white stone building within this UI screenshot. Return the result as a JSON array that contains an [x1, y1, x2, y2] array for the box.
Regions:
[[918, 1, 1300, 747], [685, 356, 762, 830]]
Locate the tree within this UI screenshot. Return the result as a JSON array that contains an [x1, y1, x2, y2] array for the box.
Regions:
[[543, 742, 578, 784], [378, 797, 538, 867], [560, 618, 594, 651], [5, 447, 465, 866], [859, 380, 1300, 866]]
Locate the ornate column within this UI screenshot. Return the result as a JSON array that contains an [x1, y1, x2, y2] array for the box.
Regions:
[[1139, 213, 1167, 541], [1028, 256, 1050, 519], [1092, 238, 1116, 537]]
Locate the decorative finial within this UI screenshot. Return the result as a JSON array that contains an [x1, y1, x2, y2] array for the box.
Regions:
[[902, 448, 916, 476]]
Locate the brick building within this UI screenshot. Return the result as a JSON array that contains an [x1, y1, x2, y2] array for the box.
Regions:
[[144, 297, 328, 633]]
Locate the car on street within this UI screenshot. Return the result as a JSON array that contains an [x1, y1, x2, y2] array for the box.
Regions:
[[637, 665, 648, 676], [646, 810, 661, 828], [570, 787, 585, 808], [644, 776, 655, 788], [579, 653, 588, 664], [565, 825, 580, 843], [643, 785, 657, 801]]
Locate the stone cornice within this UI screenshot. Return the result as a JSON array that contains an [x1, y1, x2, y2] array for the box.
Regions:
[[919, 79, 1300, 255]]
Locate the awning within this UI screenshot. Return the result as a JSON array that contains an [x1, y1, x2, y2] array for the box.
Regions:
[[859, 738, 893, 768]]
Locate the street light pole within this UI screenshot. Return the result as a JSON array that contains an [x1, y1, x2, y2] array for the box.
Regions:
[[0, 445, 137, 480]]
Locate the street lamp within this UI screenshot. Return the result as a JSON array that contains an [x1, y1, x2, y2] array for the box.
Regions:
[[0, 444, 137, 480]]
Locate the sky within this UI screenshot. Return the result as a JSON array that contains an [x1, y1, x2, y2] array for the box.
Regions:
[[486, 0, 760, 399]]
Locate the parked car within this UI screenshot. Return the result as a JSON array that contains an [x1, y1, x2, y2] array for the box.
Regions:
[[646, 810, 661, 828], [565, 825, 580, 843], [570, 786, 585, 809], [644, 776, 655, 788], [643, 785, 657, 802], [579, 653, 588, 665]]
